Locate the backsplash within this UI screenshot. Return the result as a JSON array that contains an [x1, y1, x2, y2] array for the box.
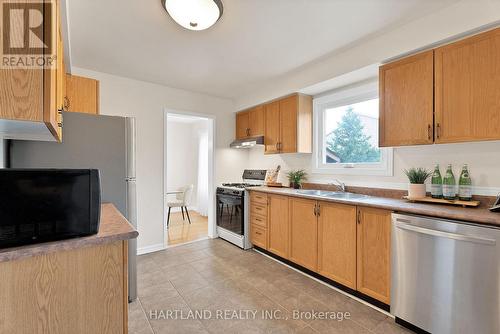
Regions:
[[246, 140, 500, 196]]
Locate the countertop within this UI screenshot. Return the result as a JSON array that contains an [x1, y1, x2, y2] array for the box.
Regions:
[[249, 187, 500, 228], [0, 203, 139, 263]]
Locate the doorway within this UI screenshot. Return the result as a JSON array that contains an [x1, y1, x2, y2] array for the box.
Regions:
[[163, 110, 216, 248]]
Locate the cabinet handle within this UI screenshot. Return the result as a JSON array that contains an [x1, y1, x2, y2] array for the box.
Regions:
[[357, 210, 361, 224], [436, 123, 441, 139], [255, 231, 262, 235], [427, 124, 432, 140], [246, 128, 250, 136], [313, 204, 317, 216], [255, 218, 262, 222], [317, 204, 320, 217]]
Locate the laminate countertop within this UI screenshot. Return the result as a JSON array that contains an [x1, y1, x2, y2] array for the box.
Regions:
[[249, 187, 500, 228], [0, 203, 138, 263]]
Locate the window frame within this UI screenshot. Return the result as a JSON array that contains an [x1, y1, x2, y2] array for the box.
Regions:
[[312, 81, 393, 176]]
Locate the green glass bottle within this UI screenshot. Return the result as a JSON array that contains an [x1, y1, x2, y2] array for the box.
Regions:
[[442, 164, 456, 200], [431, 164, 443, 199], [458, 164, 472, 201]]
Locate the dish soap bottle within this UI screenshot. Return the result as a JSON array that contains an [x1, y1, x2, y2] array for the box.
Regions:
[[443, 164, 456, 200], [459, 164, 472, 201], [431, 164, 443, 199]]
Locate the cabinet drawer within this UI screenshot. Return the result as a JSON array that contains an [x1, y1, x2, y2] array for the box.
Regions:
[[251, 204, 267, 217], [251, 192, 267, 205], [250, 224, 267, 249], [251, 214, 267, 228]]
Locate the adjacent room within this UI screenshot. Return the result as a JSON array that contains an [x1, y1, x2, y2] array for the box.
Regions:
[[165, 113, 211, 246], [0, 1, 499, 334]]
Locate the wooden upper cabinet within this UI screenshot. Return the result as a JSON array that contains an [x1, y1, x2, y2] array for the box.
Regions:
[[318, 202, 357, 289], [379, 50, 434, 147], [289, 197, 318, 271], [435, 27, 500, 143], [264, 101, 281, 154], [0, 0, 63, 142], [264, 93, 312, 154], [248, 105, 264, 136], [267, 194, 289, 259], [356, 207, 391, 304], [236, 106, 264, 139], [65, 74, 100, 115], [236, 111, 249, 139]]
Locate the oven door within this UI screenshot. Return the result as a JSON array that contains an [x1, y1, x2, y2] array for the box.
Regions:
[[216, 193, 244, 236]]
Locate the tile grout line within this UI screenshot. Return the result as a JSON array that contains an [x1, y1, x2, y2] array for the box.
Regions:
[[137, 297, 156, 334]]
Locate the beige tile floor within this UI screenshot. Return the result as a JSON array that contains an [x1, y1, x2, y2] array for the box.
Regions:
[[167, 211, 208, 246], [130, 238, 413, 334]]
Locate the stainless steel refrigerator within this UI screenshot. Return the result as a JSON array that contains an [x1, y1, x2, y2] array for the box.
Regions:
[[9, 112, 138, 301]]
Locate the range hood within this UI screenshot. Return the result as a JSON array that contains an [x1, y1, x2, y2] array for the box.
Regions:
[[230, 136, 264, 149]]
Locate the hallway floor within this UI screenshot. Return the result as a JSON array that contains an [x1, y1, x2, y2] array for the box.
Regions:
[[130, 238, 412, 334], [167, 211, 208, 246]]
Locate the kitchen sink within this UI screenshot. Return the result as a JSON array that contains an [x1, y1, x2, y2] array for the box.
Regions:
[[324, 192, 369, 200], [295, 189, 337, 196], [295, 189, 369, 200]]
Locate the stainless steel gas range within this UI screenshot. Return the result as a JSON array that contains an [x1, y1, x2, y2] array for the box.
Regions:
[[216, 170, 266, 249]]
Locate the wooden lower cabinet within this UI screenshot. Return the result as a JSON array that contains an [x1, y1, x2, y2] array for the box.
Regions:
[[0, 241, 128, 334], [289, 197, 317, 271], [356, 207, 391, 304], [268, 194, 289, 259], [317, 202, 357, 289], [250, 224, 268, 249]]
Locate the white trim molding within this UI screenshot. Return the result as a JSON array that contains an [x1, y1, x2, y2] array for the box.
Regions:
[[137, 243, 165, 255], [312, 81, 393, 176]]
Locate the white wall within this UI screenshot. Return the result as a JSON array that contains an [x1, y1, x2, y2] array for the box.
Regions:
[[238, 0, 500, 195], [71, 67, 247, 253]]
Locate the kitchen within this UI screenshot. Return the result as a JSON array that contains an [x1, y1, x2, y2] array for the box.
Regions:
[[1, 1, 500, 334]]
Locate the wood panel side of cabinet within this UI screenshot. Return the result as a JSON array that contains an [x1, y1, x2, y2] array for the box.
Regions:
[[0, 241, 127, 334], [65, 74, 100, 114]]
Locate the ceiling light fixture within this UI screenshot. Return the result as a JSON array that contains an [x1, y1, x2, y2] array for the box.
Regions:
[[161, 0, 223, 31]]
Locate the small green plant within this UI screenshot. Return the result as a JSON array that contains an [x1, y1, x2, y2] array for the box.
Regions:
[[287, 169, 307, 188], [404, 167, 432, 184]]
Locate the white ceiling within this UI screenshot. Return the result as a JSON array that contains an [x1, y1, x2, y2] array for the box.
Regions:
[[68, 0, 457, 100]]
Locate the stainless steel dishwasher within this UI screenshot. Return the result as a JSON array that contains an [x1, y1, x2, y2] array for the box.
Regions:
[[392, 213, 500, 334]]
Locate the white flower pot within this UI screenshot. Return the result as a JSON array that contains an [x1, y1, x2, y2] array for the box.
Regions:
[[408, 184, 426, 199]]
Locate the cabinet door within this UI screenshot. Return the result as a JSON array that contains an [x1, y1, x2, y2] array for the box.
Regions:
[[264, 101, 280, 154], [318, 202, 357, 289], [357, 207, 391, 304], [279, 95, 298, 153], [379, 50, 434, 147], [236, 111, 249, 139], [435, 28, 500, 143], [248, 105, 264, 136], [268, 194, 289, 259], [289, 198, 317, 271], [65, 75, 100, 114]]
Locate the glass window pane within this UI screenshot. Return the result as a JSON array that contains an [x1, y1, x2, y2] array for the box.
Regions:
[[324, 98, 380, 164]]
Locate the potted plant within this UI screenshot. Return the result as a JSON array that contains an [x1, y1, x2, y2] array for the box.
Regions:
[[287, 169, 307, 189], [404, 167, 432, 199]]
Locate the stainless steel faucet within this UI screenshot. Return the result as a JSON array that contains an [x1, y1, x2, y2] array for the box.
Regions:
[[329, 179, 346, 192]]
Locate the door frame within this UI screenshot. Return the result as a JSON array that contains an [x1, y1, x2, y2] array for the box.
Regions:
[[163, 108, 217, 248]]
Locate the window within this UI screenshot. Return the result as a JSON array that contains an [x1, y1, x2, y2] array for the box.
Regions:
[[313, 81, 393, 176]]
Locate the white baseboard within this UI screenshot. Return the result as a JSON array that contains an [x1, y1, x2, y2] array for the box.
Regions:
[[137, 243, 165, 255]]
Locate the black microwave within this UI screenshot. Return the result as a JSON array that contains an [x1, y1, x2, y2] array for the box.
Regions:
[[0, 169, 101, 248]]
